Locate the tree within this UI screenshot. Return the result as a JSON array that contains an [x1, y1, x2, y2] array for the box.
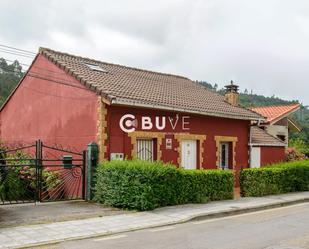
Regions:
[[0, 58, 24, 106]]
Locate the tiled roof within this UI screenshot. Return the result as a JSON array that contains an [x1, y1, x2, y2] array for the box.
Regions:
[[251, 104, 300, 124], [38, 48, 263, 121], [250, 126, 286, 146]]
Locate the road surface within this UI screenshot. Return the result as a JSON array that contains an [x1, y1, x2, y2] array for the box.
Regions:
[[38, 202, 309, 249]]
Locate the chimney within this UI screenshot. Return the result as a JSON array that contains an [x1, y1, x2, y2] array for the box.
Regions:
[[224, 80, 239, 106]]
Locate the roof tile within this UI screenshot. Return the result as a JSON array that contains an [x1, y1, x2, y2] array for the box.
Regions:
[[39, 48, 263, 121], [251, 104, 300, 123], [251, 126, 286, 146]]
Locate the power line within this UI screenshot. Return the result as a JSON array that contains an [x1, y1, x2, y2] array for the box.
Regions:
[[0, 67, 92, 92], [29, 71, 82, 84], [0, 49, 35, 59], [0, 44, 36, 55], [1, 58, 30, 68], [22, 85, 94, 100], [1, 67, 74, 85], [0, 47, 35, 58], [1, 58, 68, 75], [0, 67, 27, 74], [27, 73, 90, 91]]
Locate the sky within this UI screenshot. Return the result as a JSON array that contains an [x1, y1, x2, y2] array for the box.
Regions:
[[0, 0, 308, 105]]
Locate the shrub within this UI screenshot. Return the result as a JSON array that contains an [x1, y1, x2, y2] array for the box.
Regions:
[[240, 160, 309, 197], [289, 138, 309, 157], [285, 147, 306, 161], [94, 160, 234, 211]]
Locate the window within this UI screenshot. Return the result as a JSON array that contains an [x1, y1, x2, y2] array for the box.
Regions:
[[277, 135, 286, 142], [137, 139, 154, 161], [220, 142, 229, 170], [84, 63, 108, 73]]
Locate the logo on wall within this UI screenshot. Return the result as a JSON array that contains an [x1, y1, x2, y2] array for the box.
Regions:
[[119, 114, 190, 133]]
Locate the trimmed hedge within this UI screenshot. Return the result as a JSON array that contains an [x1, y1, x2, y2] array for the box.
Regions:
[[240, 160, 309, 197], [94, 160, 234, 211]]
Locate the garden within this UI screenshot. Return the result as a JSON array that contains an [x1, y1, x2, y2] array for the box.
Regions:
[[0, 150, 62, 203]]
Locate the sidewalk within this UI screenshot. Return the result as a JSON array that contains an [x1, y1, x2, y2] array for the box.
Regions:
[[1, 192, 309, 249]]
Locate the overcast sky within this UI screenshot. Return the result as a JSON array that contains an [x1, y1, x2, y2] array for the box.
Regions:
[[0, 0, 308, 105]]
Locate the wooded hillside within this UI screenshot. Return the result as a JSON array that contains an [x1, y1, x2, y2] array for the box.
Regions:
[[198, 81, 309, 144]]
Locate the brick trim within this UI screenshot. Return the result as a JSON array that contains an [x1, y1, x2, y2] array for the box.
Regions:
[[97, 97, 108, 161], [128, 131, 165, 160], [174, 133, 206, 169], [214, 136, 238, 169]]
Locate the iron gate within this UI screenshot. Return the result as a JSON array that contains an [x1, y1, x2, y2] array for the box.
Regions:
[[0, 140, 86, 205]]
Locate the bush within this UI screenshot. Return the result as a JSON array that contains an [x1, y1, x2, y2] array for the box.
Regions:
[[289, 138, 309, 157], [0, 151, 35, 201], [94, 160, 234, 211], [240, 160, 309, 197], [285, 147, 306, 161]]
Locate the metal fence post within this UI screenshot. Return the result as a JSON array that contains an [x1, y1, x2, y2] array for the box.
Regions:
[[82, 150, 87, 200], [35, 139, 43, 203], [86, 142, 99, 201]]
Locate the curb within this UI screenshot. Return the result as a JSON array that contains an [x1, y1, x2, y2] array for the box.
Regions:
[[181, 197, 309, 222], [17, 197, 309, 249]]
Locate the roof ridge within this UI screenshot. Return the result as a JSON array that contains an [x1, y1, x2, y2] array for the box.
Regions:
[[39, 47, 190, 80]]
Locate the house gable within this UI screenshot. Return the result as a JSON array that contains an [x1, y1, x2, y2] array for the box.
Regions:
[[0, 54, 99, 150]]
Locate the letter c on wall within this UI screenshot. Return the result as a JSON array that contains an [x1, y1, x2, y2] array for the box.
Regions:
[[119, 114, 136, 133]]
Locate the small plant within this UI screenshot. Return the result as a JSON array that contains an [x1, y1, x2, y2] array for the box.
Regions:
[[42, 170, 61, 190], [289, 138, 309, 155], [285, 147, 306, 161], [0, 150, 35, 201], [41, 169, 62, 200]]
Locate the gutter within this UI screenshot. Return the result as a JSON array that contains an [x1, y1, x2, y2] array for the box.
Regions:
[[249, 143, 286, 147], [111, 98, 266, 122], [249, 126, 253, 168]]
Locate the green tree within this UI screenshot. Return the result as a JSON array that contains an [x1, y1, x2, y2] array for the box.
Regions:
[[0, 58, 24, 106]]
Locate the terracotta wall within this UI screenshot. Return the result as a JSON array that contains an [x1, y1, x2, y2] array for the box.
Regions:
[[107, 105, 251, 169], [0, 54, 98, 152], [261, 146, 286, 166]]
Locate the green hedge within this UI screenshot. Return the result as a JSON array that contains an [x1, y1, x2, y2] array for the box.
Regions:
[[240, 160, 309, 197], [94, 160, 234, 211]]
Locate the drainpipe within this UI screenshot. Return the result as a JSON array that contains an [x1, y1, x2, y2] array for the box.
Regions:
[[249, 125, 252, 168]]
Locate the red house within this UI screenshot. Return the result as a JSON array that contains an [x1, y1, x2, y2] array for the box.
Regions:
[[0, 48, 285, 169]]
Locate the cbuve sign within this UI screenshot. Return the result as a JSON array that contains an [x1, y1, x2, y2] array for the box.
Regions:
[[119, 114, 190, 133]]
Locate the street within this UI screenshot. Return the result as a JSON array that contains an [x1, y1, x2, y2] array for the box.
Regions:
[[37, 202, 309, 249]]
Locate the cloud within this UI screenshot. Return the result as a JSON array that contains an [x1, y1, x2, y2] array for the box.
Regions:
[[0, 0, 308, 104]]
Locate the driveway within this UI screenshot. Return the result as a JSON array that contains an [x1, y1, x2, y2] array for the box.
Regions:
[[0, 201, 129, 228]]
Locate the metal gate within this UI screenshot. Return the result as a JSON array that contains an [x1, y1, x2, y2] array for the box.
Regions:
[[0, 140, 86, 205]]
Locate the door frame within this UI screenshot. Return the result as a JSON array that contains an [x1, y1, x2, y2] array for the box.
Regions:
[[215, 136, 238, 169], [181, 140, 197, 169], [174, 133, 206, 169]]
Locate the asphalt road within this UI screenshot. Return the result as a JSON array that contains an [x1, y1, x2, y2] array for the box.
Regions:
[[38, 203, 309, 249]]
